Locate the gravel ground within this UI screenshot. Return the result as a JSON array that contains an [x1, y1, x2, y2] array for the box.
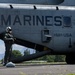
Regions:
[[0, 64, 75, 75]]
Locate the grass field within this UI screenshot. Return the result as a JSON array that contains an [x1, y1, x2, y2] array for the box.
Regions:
[[0, 61, 66, 66]]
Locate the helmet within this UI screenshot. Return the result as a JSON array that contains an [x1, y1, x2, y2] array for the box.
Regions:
[[6, 26, 12, 32]]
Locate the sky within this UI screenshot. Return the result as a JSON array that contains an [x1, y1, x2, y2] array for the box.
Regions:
[[0, 40, 35, 55], [0, 40, 5, 54]]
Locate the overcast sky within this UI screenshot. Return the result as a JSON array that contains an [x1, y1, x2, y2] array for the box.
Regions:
[[0, 40, 5, 54]]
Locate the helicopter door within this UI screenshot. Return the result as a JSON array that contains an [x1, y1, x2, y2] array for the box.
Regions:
[[41, 29, 52, 43]]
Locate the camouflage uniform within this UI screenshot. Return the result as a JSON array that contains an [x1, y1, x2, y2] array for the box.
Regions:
[[4, 27, 14, 65]]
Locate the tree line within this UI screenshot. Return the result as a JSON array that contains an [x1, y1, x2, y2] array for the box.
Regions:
[[11, 50, 66, 62]]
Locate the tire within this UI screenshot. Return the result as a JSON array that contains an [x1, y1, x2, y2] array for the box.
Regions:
[[66, 54, 75, 64]]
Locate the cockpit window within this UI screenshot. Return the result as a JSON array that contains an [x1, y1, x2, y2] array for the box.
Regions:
[[63, 16, 71, 27]]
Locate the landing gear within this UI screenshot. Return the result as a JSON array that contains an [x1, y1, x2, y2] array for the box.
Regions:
[[66, 54, 75, 64]]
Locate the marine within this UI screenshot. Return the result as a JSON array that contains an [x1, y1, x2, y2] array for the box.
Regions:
[[3, 26, 14, 66]]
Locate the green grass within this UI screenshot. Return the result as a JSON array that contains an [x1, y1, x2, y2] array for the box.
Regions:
[[67, 74, 75, 75]]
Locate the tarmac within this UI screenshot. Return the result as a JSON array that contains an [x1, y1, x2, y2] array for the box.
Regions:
[[0, 64, 75, 75]]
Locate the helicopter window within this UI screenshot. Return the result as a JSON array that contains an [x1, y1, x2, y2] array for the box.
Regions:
[[63, 16, 71, 27]]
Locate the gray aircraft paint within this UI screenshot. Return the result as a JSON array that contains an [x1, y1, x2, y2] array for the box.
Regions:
[[0, 4, 75, 52], [0, 0, 75, 6], [0, 0, 64, 5]]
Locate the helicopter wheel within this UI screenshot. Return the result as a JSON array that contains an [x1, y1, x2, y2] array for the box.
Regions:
[[66, 54, 75, 64]]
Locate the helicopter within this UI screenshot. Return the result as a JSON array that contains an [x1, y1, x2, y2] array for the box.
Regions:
[[0, 0, 75, 64]]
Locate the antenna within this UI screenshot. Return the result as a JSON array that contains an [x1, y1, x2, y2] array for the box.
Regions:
[[56, 6, 59, 10], [10, 5, 13, 9], [34, 6, 37, 10]]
